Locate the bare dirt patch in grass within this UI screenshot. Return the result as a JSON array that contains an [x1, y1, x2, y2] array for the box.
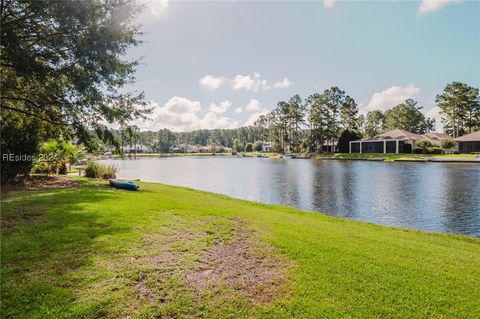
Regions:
[[184, 218, 289, 304], [2, 174, 79, 192]]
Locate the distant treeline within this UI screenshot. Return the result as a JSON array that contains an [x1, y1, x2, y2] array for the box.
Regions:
[[110, 82, 479, 154], [107, 127, 266, 153]]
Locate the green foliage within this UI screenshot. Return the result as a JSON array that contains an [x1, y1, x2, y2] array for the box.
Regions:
[[338, 129, 362, 153], [436, 82, 480, 137], [245, 143, 253, 152], [364, 110, 385, 138], [36, 140, 78, 174], [0, 0, 147, 181], [441, 138, 454, 150], [84, 161, 117, 179], [416, 140, 433, 154], [253, 141, 264, 152], [233, 139, 244, 152], [384, 99, 435, 134], [0, 112, 43, 184]]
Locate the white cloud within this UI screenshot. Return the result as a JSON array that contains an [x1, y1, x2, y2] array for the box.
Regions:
[[164, 96, 201, 114], [234, 107, 243, 114], [244, 109, 270, 127], [367, 84, 420, 111], [232, 72, 270, 92], [245, 99, 263, 112], [425, 106, 444, 132], [273, 78, 293, 89], [134, 97, 237, 131], [208, 100, 231, 114], [417, 0, 460, 16], [324, 0, 338, 8], [144, 0, 169, 16], [200, 112, 238, 130], [199, 74, 226, 89]]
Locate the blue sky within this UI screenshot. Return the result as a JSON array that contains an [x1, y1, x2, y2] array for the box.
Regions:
[[127, 0, 479, 131]]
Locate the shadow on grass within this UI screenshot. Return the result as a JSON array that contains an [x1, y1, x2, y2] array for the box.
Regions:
[[1, 184, 132, 318]]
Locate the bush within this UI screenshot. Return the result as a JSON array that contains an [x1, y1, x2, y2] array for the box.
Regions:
[[31, 161, 55, 174], [441, 139, 454, 150], [0, 112, 42, 184], [416, 140, 433, 154], [413, 147, 442, 154], [253, 141, 263, 152], [216, 147, 225, 153], [245, 143, 253, 152], [31, 140, 79, 175], [338, 129, 362, 153], [427, 147, 442, 154], [84, 161, 117, 179]]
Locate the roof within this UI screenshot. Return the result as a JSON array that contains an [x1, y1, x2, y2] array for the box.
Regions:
[[453, 130, 480, 142], [422, 132, 451, 141], [361, 129, 423, 141], [421, 132, 451, 145]]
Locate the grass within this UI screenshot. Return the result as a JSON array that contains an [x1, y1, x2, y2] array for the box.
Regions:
[[1, 178, 479, 318], [334, 153, 477, 162]]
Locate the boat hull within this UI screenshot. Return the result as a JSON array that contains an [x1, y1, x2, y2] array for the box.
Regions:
[[109, 179, 140, 191]]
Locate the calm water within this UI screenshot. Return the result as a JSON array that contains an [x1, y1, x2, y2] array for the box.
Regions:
[[101, 157, 480, 236]]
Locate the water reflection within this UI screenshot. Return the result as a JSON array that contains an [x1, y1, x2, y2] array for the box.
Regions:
[[101, 157, 480, 236]]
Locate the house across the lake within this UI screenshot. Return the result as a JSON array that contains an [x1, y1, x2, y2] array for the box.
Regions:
[[122, 144, 153, 154], [422, 132, 452, 146], [453, 130, 480, 154], [349, 129, 451, 154]]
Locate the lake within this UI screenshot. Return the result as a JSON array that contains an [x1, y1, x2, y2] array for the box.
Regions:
[[101, 157, 480, 236]]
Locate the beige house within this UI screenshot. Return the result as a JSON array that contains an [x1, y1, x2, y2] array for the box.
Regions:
[[349, 129, 451, 154], [422, 132, 451, 146], [453, 130, 480, 154]]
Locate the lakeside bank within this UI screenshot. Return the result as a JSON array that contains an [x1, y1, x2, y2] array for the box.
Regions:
[[111, 152, 480, 163], [1, 178, 479, 318]]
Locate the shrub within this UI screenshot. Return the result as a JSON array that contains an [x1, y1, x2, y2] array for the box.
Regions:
[[216, 147, 225, 153], [441, 139, 454, 150], [29, 140, 79, 175], [31, 161, 55, 174], [84, 161, 117, 179], [245, 143, 253, 152], [338, 129, 362, 153], [253, 141, 263, 152], [416, 140, 433, 154], [427, 147, 442, 154]]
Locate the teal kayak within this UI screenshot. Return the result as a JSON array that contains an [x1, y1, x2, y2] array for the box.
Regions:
[[109, 179, 140, 191]]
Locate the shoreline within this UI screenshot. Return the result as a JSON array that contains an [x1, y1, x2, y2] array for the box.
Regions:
[[106, 152, 480, 163]]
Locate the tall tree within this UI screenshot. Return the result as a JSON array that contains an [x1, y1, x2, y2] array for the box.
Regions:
[[384, 99, 435, 134], [436, 82, 480, 137], [306, 93, 327, 152], [0, 0, 149, 183], [287, 94, 305, 152], [364, 110, 385, 138], [340, 96, 359, 130]]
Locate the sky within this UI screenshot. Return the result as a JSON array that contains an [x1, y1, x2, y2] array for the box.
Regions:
[[125, 0, 480, 132]]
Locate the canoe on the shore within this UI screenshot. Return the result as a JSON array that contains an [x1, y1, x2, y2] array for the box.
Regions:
[[109, 179, 140, 191]]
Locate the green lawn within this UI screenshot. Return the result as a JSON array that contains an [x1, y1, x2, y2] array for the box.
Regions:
[[334, 153, 477, 162], [1, 179, 479, 318]]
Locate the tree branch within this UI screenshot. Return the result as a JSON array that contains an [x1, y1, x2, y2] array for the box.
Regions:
[[0, 104, 67, 126]]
